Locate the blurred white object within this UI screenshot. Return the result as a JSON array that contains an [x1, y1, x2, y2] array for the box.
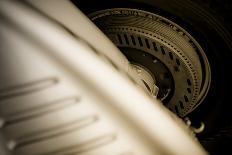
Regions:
[[0, 0, 208, 155]]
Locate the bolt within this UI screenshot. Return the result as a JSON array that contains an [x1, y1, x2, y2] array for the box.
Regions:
[[153, 59, 158, 63]]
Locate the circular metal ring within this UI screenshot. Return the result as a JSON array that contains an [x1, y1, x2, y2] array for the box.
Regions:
[[89, 8, 211, 117]]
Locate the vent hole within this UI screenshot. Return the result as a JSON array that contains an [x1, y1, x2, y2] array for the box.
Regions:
[[169, 52, 173, 60], [184, 95, 189, 102], [138, 37, 143, 47], [152, 42, 158, 51], [160, 46, 166, 55], [187, 88, 191, 94], [130, 35, 136, 45], [179, 101, 184, 109], [117, 34, 122, 44], [174, 106, 179, 115], [124, 34, 129, 45], [145, 38, 150, 49], [187, 79, 192, 86], [142, 80, 151, 92], [176, 58, 180, 66]]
